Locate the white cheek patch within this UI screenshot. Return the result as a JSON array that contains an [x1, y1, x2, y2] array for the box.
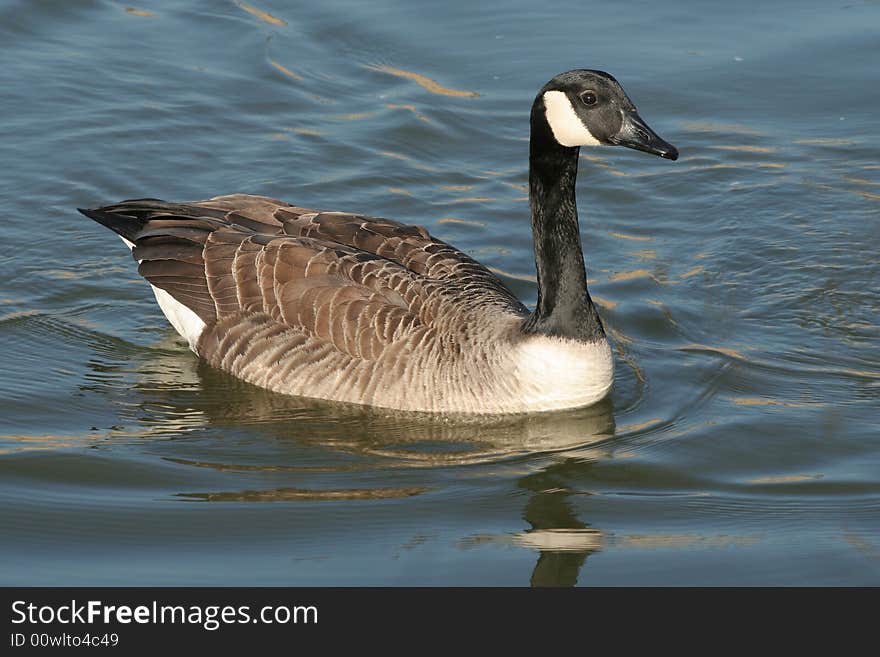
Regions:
[[543, 90, 601, 147]]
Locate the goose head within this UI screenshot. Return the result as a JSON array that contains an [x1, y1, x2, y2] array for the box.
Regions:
[[535, 69, 678, 160]]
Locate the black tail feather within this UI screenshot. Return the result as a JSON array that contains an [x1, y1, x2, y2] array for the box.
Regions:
[[78, 206, 148, 242], [79, 199, 239, 243]]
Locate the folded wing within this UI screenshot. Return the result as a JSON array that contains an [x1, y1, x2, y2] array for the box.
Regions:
[[81, 194, 526, 365]]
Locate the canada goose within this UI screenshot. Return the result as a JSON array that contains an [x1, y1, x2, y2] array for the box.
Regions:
[[80, 69, 677, 414]]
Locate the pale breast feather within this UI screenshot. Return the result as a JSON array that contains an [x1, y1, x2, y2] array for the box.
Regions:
[[515, 335, 614, 411]]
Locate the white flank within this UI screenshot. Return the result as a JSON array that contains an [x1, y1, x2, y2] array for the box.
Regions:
[[542, 90, 601, 147], [119, 235, 205, 353], [150, 286, 205, 353], [516, 335, 614, 411]]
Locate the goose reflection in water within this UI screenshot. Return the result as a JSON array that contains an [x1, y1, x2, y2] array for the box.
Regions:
[[87, 335, 617, 586]]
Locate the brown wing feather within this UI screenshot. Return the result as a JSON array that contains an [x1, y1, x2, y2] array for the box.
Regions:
[[276, 208, 526, 311], [107, 194, 524, 311], [85, 194, 526, 364]]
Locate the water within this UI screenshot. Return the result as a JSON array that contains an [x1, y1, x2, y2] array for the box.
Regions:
[[1, 0, 878, 586]]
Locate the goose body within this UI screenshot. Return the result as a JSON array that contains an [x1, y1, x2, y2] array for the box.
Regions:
[[81, 69, 676, 414]]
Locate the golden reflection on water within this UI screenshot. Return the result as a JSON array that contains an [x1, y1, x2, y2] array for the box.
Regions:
[[591, 296, 617, 310], [0, 433, 99, 455], [288, 127, 321, 136], [608, 331, 647, 386], [730, 397, 814, 408], [616, 417, 663, 434], [681, 344, 879, 382], [436, 217, 485, 227], [487, 266, 535, 283], [682, 121, 765, 136], [367, 65, 479, 98], [124, 7, 154, 17], [606, 325, 633, 345], [444, 196, 497, 204], [679, 266, 704, 279], [0, 418, 198, 454], [676, 343, 749, 361], [269, 59, 303, 81], [841, 176, 879, 186], [236, 2, 287, 26], [379, 151, 437, 172], [609, 231, 652, 242], [793, 138, 856, 146], [711, 145, 777, 153], [843, 532, 880, 562], [807, 179, 880, 202], [386, 103, 432, 124], [42, 270, 84, 280], [608, 269, 654, 283], [480, 167, 520, 177], [746, 474, 823, 484], [331, 112, 377, 121]]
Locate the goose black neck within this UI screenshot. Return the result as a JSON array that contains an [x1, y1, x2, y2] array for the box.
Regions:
[[521, 101, 605, 342]]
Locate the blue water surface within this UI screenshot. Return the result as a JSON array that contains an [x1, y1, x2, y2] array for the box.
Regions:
[[0, 0, 878, 585]]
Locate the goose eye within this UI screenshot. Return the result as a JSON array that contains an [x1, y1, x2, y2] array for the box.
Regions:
[[579, 90, 597, 106]]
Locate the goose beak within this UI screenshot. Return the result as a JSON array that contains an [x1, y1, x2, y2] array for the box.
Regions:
[[610, 110, 678, 160]]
